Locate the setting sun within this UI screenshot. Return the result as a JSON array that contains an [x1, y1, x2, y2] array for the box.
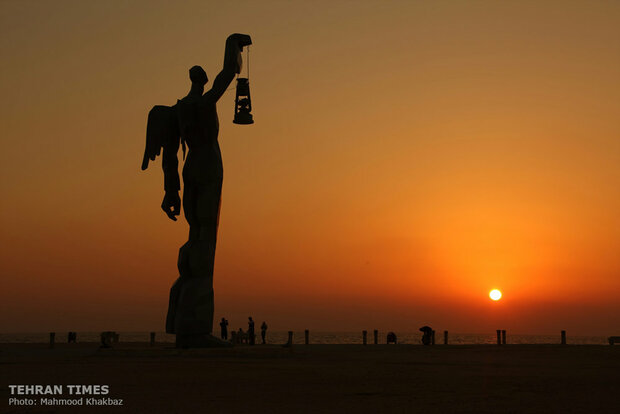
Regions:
[[489, 289, 502, 301]]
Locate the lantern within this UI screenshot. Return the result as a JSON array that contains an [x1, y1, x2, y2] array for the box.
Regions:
[[233, 77, 254, 125]]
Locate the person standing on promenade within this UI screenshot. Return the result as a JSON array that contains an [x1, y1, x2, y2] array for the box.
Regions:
[[219, 318, 229, 340], [237, 328, 246, 344], [420, 326, 433, 345], [248, 317, 255, 345], [260, 321, 268, 344]]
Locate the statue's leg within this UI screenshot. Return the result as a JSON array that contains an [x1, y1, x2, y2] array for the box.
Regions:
[[180, 179, 221, 333], [169, 179, 226, 347], [165, 182, 198, 334], [165, 240, 192, 333]]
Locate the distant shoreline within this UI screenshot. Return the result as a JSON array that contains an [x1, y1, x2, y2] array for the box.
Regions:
[[0, 331, 612, 345]]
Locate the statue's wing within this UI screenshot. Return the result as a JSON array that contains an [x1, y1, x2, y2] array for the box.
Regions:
[[141, 105, 179, 170]]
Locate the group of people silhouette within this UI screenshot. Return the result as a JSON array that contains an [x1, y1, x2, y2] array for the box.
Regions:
[[220, 317, 268, 345]]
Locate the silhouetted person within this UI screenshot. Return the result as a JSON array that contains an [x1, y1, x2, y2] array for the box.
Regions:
[[420, 326, 433, 345], [261, 321, 268, 344], [387, 332, 397, 344], [142, 34, 252, 348], [248, 317, 255, 345], [237, 328, 246, 344], [220, 318, 229, 340]]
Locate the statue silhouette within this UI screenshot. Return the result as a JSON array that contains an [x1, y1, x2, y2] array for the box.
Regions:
[[142, 33, 252, 347]]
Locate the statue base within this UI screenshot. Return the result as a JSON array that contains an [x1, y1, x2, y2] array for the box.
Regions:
[[176, 334, 233, 349]]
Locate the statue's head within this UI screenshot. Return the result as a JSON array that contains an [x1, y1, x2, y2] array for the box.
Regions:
[[189, 65, 208, 86]]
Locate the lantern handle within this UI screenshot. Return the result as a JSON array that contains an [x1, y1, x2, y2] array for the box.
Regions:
[[226, 46, 250, 93], [246, 46, 250, 79]]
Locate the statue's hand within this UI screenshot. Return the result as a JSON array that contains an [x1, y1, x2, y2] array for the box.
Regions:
[[228, 33, 252, 49], [225, 34, 252, 74], [161, 191, 181, 221]]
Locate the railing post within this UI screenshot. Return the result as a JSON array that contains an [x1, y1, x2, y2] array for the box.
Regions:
[[431, 330, 436, 345], [501, 330, 506, 345], [444, 330, 448, 345], [496, 330, 501, 345], [362, 330, 367, 345], [373, 329, 378, 345], [304, 329, 309, 345], [150, 332, 156, 346], [561, 330, 566, 345], [49, 332, 55, 349], [287, 331, 293, 346]]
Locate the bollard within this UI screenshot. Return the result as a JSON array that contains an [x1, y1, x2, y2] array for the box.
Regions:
[[150, 332, 156, 346], [561, 330, 566, 345], [49, 332, 55, 349], [287, 331, 293, 346], [502, 330, 506, 345], [362, 330, 367, 345], [100, 332, 113, 348], [496, 330, 501, 345], [373, 329, 378, 345], [431, 330, 435, 345], [444, 330, 448, 345], [305, 329, 309, 345]]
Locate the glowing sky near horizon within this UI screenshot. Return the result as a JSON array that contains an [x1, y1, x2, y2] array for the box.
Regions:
[[0, 0, 618, 334]]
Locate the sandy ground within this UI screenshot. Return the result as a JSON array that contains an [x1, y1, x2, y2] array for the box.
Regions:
[[1, 342, 619, 413]]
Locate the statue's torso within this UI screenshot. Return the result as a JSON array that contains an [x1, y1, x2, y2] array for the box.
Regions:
[[177, 96, 223, 182]]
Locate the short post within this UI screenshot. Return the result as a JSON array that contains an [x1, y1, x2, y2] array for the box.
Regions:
[[287, 331, 293, 346], [304, 329, 309, 345], [496, 329, 501, 345], [444, 330, 448, 345], [561, 330, 566, 345], [501, 330, 506, 345], [49, 332, 55, 348], [100, 332, 114, 348], [150, 332, 156, 346], [431, 330, 436, 345], [362, 330, 367, 345], [373, 329, 378, 345]]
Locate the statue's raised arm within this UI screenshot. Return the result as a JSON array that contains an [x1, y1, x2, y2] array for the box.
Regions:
[[203, 33, 252, 104]]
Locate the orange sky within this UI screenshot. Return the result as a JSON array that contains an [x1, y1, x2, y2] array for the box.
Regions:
[[1, 0, 618, 335]]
